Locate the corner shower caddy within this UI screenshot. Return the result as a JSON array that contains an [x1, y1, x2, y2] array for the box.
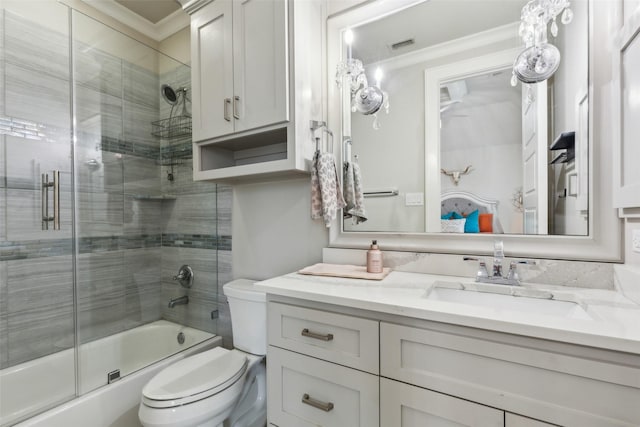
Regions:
[[151, 115, 192, 139], [152, 83, 192, 139]]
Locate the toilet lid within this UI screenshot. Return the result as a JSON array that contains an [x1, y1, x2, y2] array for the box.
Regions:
[[142, 347, 247, 408]]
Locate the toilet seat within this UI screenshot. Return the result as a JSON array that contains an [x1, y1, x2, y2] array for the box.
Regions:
[[142, 347, 247, 409]]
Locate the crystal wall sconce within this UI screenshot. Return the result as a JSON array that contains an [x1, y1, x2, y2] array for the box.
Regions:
[[511, 0, 573, 86], [336, 29, 389, 129]]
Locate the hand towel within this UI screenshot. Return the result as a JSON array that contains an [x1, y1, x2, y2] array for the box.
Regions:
[[311, 150, 346, 227], [343, 161, 367, 224]]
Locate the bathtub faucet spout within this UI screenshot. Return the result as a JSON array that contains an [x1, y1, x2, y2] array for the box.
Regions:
[[168, 295, 189, 308]]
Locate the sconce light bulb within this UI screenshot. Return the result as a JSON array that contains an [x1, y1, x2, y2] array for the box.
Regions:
[[344, 29, 354, 60], [344, 29, 354, 45], [375, 67, 384, 87]]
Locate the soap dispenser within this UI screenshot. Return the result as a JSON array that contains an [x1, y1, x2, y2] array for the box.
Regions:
[[366, 240, 383, 273]]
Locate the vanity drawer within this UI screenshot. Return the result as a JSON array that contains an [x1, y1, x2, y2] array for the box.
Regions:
[[380, 377, 503, 427], [381, 322, 640, 427], [267, 302, 379, 373], [267, 346, 379, 427]]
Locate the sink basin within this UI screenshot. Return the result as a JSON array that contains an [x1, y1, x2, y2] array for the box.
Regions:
[[425, 287, 592, 320]]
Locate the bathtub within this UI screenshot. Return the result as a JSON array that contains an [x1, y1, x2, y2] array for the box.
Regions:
[[1, 320, 221, 427]]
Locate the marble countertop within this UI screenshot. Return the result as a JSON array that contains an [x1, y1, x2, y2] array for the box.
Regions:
[[255, 270, 640, 355]]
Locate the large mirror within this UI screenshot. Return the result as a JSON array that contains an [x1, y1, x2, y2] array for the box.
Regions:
[[340, 0, 588, 236], [327, 0, 622, 261]]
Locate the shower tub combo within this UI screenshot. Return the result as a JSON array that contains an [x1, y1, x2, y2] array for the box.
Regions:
[[0, 320, 221, 427]]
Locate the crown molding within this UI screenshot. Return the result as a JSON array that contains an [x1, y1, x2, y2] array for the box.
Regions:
[[176, 0, 214, 15], [82, 0, 190, 42]]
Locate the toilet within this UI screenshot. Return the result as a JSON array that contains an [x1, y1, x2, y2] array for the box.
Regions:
[[138, 279, 267, 427]]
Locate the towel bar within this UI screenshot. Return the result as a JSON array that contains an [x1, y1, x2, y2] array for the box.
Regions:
[[363, 189, 399, 198]]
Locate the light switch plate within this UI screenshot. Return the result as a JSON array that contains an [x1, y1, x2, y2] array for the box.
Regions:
[[405, 192, 424, 206], [633, 229, 640, 253]]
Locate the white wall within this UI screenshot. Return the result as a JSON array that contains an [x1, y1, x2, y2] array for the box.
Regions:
[[159, 27, 191, 65], [231, 178, 329, 280]]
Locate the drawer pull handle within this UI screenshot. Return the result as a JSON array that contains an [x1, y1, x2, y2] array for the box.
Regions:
[[302, 393, 334, 412], [233, 95, 240, 119], [224, 98, 232, 122], [301, 328, 334, 341]]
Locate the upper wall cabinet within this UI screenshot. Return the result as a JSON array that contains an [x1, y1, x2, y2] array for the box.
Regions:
[[613, 2, 640, 213], [181, 0, 323, 182]]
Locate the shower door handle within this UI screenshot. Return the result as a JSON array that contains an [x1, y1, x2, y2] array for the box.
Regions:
[[53, 170, 60, 230], [223, 98, 232, 122], [41, 171, 60, 230]]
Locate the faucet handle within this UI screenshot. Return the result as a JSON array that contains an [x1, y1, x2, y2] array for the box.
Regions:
[[173, 265, 194, 288], [463, 256, 489, 280], [493, 240, 504, 259], [506, 260, 537, 282]]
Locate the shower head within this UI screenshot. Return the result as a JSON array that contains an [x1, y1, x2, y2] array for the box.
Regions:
[[161, 84, 179, 105], [161, 84, 191, 117]]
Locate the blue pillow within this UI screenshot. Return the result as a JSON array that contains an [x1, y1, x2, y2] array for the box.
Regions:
[[451, 212, 463, 220], [464, 210, 479, 233], [441, 212, 453, 220]]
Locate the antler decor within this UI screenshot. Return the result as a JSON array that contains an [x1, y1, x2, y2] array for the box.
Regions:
[[441, 165, 472, 186]]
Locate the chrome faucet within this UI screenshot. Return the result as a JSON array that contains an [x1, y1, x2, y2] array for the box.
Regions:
[[168, 295, 189, 308], [464, 241, 536, 286]]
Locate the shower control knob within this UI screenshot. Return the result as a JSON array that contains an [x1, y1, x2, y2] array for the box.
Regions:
[[173, 265, 194, 288]]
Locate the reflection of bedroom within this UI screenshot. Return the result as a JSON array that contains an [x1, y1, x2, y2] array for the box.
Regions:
[[439, 71, 523, 234]]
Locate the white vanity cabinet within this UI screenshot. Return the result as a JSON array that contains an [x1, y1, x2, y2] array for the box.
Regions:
[[266, 302, 379, 427], [183, 0, 323, 182], [264, 297, 640, 427]]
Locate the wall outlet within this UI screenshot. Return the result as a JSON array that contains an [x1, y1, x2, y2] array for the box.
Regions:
[[633, 229, 640, 253]]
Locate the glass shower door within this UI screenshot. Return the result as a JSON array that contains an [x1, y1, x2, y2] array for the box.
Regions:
[[0, 1, 77, 425]]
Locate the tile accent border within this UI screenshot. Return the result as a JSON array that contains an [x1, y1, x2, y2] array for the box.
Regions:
[[1, 233, 230, 261], [162, 233, 231, 251]]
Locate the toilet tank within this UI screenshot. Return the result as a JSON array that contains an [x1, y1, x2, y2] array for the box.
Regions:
[[222, 279, 267, 355]]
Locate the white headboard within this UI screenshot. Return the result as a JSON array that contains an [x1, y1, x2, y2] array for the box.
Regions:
[[441, 191, 504, 233]]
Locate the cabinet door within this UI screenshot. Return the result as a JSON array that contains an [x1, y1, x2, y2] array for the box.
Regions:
[[380, 378, 504, 427], [191, 0, 234, 141], [613, 3, 640, 208], [232, 0, 289, 132], [267, 346, 379, 427], [505, 413, 558, 427]]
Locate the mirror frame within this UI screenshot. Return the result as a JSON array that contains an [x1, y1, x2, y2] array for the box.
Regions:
[[326, 0, 623, 262]]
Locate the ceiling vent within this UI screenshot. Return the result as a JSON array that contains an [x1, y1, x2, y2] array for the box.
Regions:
[[390, 38, 415, 50]]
